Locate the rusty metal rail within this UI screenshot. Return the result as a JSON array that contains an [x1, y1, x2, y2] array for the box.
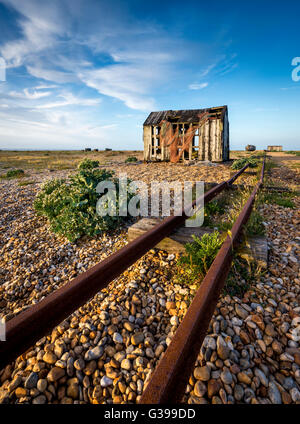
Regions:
[[140, 158, 265, 403], [0, 163, 250, 371]]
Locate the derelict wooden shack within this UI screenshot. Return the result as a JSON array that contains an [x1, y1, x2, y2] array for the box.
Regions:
[[267, 145, 283, 152], [143, 106, 229, 163]]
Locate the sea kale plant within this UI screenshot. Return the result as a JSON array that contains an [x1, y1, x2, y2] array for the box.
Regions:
[[77, 158, 100, 170], [1, 169, 25, 179], [231, 156, 258, 170], [125, 156, 138, 163], [34, 161, 134, 242]]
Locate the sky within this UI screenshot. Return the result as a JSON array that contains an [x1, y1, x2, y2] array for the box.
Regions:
[[0, 0, 299, 151]]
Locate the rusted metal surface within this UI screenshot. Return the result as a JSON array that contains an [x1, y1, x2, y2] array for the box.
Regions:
[[0, 164, 249, 371], [160, 112, 210, 163], [227, 163, 250, 185], [139, 159, 265, 404], [143, 107, 227, 126]]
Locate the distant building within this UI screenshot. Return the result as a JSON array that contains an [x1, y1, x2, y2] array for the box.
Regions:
[[143, 106, 229, 163], [267, 145, 282, 151]]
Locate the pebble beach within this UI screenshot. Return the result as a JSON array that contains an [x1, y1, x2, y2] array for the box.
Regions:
[[0, 155, 299, 404]]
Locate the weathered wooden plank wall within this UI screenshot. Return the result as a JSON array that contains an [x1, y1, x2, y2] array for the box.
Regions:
[[143, 107, 229, 162]]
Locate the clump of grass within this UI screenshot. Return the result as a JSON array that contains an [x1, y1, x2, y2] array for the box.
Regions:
[[18, 180, 35, 186], [217, 187, 252, 232], [6, 169, 25, 178], [176, 232, 222, 286], [289, 163, 300, 170], [0, 169, 25, 179], [106, 152, 118, 157], [231, 156, 258, 170], [260, 191, 295, 208], [245, 210, 265, 236], [223, 255, 264, 297], [203, 199, 226, 227], [47, 162, 73, 170], [125, 156, 138, 163], [264, 159, 277, 172], [285, 151, 300, 156]]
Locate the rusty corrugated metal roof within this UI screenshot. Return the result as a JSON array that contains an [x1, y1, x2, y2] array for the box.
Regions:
[[143, 105, 227, 126]]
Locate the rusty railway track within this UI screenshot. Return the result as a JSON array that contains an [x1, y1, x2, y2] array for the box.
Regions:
[[140, 158, 265, 403], [0, 161, 261, 396]]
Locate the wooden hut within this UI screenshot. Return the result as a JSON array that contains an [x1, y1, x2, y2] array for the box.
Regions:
[[267, 146, 282, 152], [143, 106, 229, 163]]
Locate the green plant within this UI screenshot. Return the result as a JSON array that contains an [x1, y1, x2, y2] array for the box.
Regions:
[[223, 255, 264, 297], [18, 180, 35, 186], [176, 232, 222, 286], [231, 157, 258, 170], [203, 200, 226, 227], [217, 187, 252, 232], [245, 210, 265, 236], [264, 160, 277, 172], [77, 158, 99, 170], [285, 151, 300, 156], [125, 156, 138, 163], [34, 162, 134, 242], [4, 169, 25, 178], [260, 191, 295, 208]]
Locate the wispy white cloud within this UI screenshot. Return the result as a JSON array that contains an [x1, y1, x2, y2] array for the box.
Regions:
[[188, 82, 209, 90], [0, 0, 239, 149], [78, 64, 157, 110], [198, 63, 218, 78], [0, 0, 183, 112], [280, 86, 300, 91], [9, 88, 52, 99], [195, 54, 238, 81], [26, 64, 78, 84], [35, 83, 58, 90], [254, 107, 280, 112], [0, 105, 119, 148], [36, 92, 101, 109], [0, 0, 67, 67]]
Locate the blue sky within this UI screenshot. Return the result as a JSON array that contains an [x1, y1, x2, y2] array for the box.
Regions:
[[0, 0, 299, 150]]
